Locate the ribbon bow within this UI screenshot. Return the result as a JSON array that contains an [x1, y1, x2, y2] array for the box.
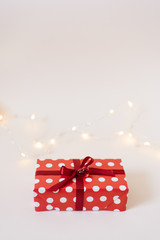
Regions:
[[36, 156, 124, 210]]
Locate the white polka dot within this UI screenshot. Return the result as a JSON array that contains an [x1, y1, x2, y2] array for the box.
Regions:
[[83, 207, 86, 211], [55, 207, 60, 211], [95, 162, 102, 167], [71, 162, 74, 167], [36, 164, 40, 168], [65, 186, 73, 193], [92, 186, 100, 192], [46, 198, 54, 203], [73, 197, 76, 202], [120, 162, 123, 166], [108, 162, 114, 167], [38, 187, 46, 194], [92, 206, 99, 211], [46, 204, 53, 210], [114, 209, 120, 212], [100, 196, 107, 202], [113, 195, 119, 200], [46, 163, 53, 168], [98, 177, 105, 182], [34, 202, 40, 207], [35, 179, 40, 184], [124, 177, 127, 181], [119, 185, 127, 191], [59, 178, 65, 182], [33, 191, 37, 197], [53, 189, 59, 193], [85, 177, 92, 182], [72, 178, 76, 182], [66, 207, 73, 211], [46, 178, 53, 183], [114, 198, 121, 204], [60, 197, 67, 203], [111, 177, 118, 182], [106, 185, 113, 191], [86, 196, 94, 202], [84, 186, 86, 192], [127, 193, 129, 197], [58, 163, 65, 167]]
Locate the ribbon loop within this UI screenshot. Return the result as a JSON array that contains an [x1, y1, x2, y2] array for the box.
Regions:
[[76, 156, 94, 177], [80, 156, 94, 168]]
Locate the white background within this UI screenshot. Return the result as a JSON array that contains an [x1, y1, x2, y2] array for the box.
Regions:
[[0, 1, 160, 240]]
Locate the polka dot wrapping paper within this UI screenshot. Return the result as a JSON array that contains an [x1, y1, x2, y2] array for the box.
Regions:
[[33, 158, 129, 212]]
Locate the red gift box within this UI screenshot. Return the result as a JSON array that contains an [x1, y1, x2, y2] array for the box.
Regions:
[[33, 157, 129, 211]]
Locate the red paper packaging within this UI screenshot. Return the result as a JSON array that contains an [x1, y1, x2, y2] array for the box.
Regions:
[[33, 156, 129, 212]]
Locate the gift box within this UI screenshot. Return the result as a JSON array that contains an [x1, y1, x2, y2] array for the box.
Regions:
[[33, 156, 129, 211]]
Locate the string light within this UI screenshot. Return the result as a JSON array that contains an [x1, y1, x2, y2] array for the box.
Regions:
[[81, 132, 90, 140], [30, 114, 36, 120], [144, 141, 151, 146], [128, 100, 133, 108], [34, 141, 43, 149], [72, 126, 77, 131], [50, 138, 56, 145], [117, 131, 124, 136], [1, 99, 160, 162]]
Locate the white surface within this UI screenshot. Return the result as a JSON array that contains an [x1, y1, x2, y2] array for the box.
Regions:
[[0, 1, 160, 239]]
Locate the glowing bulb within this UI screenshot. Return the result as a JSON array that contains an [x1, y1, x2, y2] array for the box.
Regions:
[[0, 114, 4, 121], [21, 152, 26, 158], [50, 138, 56, 145], [109, 109, 115, 114], [128, 101, 133, 108], [30, 114, 36, 120], [117, 131, 124, 136], [128, 133, 133, 137], [81, 132, 90, 140], [72, 126, 77, 131], [34, 141, 43, 149], [144, 141, 151, 146]]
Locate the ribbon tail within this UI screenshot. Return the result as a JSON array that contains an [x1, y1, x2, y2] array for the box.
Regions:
[[48, 171, 76, 191]]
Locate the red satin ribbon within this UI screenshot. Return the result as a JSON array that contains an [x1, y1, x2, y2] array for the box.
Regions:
[[36, 156, 125, 211]]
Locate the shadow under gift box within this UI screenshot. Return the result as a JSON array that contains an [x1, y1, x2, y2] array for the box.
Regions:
[[33, 158, 129, 211]]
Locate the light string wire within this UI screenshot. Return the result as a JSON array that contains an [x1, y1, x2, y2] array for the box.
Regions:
[[0, 100, 158, 164]]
